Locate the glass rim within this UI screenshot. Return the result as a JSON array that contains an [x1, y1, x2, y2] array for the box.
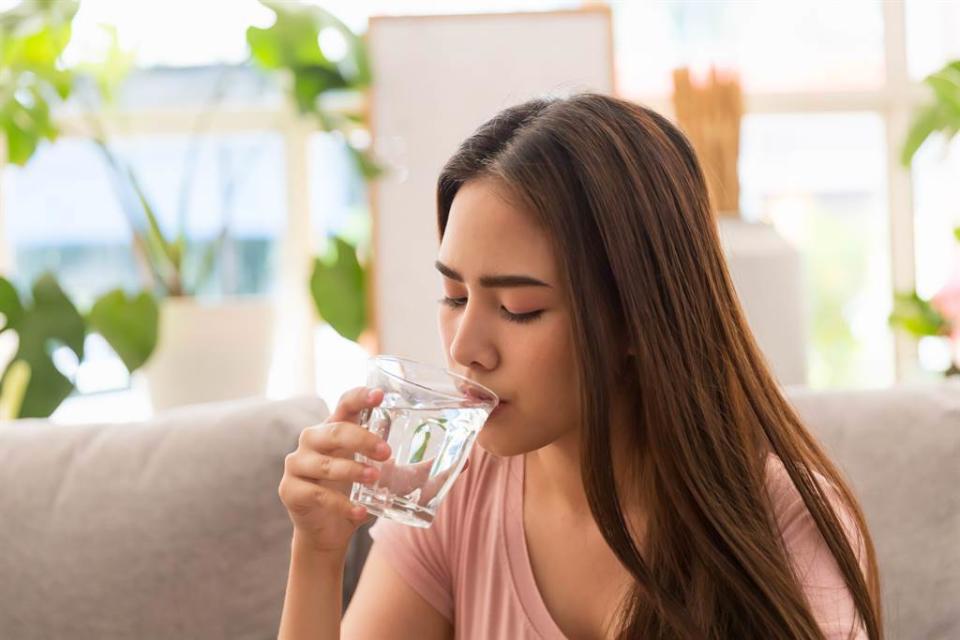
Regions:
[[369, 355, 499, 407]]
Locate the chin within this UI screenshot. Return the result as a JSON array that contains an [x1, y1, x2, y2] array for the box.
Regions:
[[476, 421, 536, 458]]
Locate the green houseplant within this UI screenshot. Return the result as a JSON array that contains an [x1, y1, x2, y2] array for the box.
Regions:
[[890, 59, 960, 376], [0, 0, 76, 164], [0, 0, 159, 418], [0, 0, 380, 414], [247, 0, 383, 345], [3, 0, 379, 313], [0, 273, 157, 419]]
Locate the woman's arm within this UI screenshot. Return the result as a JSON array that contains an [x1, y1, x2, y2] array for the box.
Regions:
[[275, 386, 401, 639], [277, 532, 348, 640], [278, 536, 454, 640], [341, 542, 454, 640]]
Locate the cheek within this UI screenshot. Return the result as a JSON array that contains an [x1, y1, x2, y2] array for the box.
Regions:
[[483, 320, 580, 449], [512, 313, 577, 383], [526, 322, 578, 404], [520, 337, 578, 417], [528, 324, 574, 370]]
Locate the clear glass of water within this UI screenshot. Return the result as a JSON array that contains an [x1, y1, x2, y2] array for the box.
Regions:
[[349, 355, 498, 528]]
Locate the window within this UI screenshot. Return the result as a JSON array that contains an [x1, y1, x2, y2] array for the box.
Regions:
[[2, 0, 957, 422], [613, 0, 958, 386], [911, 134, 960, 374], [739, 113, 893, 388], [610, 0, 885, 97], [2, 128, 286, 393]]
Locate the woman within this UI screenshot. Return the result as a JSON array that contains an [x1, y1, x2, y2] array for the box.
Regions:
[[278, 93, 883, 639]]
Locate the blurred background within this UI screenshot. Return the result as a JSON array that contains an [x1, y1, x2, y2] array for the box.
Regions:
[[1, 0, 958, 424]]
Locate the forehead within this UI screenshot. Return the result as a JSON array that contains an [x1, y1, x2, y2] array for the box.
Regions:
[[439, 179, 557, 280]]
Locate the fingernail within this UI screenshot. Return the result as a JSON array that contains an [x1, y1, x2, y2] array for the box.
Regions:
[[375, 442, 390, 457], [367, 389, 379, 402]]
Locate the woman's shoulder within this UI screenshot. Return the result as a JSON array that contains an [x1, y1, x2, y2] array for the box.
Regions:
[[763, 454, 858, 540], [762, 454, 867, 583], [762, 454, 869, 638], [762, 454, 858, 536]]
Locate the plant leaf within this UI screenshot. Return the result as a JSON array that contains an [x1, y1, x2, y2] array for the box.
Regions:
[[409, 422, 431, 464], [902, 59, 960, 166], [0, 272, 86, 418], [87, 288, 158, 372], [889, 290, 951, 337], [72, 23, 135, 105], [247, 0, 369, 117], [901, 104, 943, 167], [925, 65, 960, 116], [0, 0, 78, 165], [408, 418, 447, 464], [29, 273, 85, 359], [0, 359, 31, 421], [88, 138, 171, 295], [0, 276, 25, 331], [309, 235, 366, 341], [245, 25, 281, 69], [122, 163, 183, 295]]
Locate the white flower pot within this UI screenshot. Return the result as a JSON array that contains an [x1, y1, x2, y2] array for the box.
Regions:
[[142, 296, 276, 411]]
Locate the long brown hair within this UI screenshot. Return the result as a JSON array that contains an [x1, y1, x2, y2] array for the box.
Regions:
[[435, 93, 882, 639]]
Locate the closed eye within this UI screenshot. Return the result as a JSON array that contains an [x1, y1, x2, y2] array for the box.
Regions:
[[437, 296, 544, 324]]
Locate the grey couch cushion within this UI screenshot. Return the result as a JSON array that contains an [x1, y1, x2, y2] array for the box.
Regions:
[[0, 395, 328, 640], [786, 381, 960, 640]]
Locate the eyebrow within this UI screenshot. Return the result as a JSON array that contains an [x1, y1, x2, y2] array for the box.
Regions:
[[434, 260, 552, 289]]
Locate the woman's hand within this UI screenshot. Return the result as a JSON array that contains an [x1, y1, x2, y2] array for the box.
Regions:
[[279, 386, 391, 556]]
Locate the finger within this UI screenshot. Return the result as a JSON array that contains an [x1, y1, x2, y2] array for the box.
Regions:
[[301, 421, 392, 461], [328, 386, 384, 424], [283, 476, 368, 521], [288, 451, 380, 484]]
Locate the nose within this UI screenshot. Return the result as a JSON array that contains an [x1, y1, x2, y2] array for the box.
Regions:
[[446, 300, 498, 372]]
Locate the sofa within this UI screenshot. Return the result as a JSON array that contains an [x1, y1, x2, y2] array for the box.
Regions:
[[0, 382, 957, 639]]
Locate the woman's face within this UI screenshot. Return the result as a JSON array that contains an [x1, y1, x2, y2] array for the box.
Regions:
[[436, 177, 580, 456]]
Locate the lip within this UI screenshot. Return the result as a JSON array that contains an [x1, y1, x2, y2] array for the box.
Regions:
[[457, 381, 499, 404], [490, 401, 509, 417]]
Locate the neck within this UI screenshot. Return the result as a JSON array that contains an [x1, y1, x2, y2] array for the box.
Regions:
[[526, 426, 589, 519], [525, 389, 643, 529]]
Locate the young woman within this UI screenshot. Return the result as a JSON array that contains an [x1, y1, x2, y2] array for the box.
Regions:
[[277, 93, 883, 639]]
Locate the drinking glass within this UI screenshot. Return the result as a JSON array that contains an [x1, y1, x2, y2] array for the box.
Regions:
[[349, 355, 498, 528]]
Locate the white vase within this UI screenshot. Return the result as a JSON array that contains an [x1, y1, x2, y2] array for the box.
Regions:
[[717, 217, 807, 386], [141, 296, 276, 412]]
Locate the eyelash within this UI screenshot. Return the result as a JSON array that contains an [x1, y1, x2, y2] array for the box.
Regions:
[[437, 296, 544, 324]]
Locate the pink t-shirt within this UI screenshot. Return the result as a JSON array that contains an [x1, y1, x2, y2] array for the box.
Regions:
[[368, 446, 868, 639]]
